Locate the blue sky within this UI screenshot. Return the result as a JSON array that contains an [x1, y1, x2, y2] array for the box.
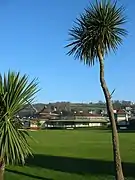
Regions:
[[0, 0, 134, 103]]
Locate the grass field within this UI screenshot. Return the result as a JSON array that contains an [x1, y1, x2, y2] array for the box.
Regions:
[[5, 130, 135, 180]]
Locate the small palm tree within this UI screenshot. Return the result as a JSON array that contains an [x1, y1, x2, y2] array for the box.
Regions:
[[0, 71, 38, 179], [66, 1, 127, 179]]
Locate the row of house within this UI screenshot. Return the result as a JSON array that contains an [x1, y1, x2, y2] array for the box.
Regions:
[[22, 105, 133, 130]]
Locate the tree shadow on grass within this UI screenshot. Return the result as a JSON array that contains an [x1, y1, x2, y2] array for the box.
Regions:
[[6, 169, 53, 180], [118, 130, 135, 133], [26, 154, 135, 178]]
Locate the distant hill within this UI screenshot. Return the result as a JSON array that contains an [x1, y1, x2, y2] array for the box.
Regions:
[[18, 103, 45, 118], [18, 101, 134, 118], [18, 102, 106, 118]]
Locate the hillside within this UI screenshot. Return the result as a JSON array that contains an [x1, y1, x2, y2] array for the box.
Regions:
[[18, 100, 134, 118]]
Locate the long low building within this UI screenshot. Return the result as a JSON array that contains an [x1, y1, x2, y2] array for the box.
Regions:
[[42, 117, 109, 129], [23, 108, 132, 130]]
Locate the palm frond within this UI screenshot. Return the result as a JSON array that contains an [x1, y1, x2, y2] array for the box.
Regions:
[[65, 0, 127, 65], [0, 71, 38, 165]]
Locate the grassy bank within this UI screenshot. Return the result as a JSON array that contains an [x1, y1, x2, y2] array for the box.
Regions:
[[5, 130, 135, 180]]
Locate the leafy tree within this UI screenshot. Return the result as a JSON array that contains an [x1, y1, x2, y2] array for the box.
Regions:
[[65, 1, 127, 179], [0, 71, 38, 179], [36, 121, 41, 129]]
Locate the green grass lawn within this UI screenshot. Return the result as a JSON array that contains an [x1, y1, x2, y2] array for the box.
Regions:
[[5, 130, 135, 180]]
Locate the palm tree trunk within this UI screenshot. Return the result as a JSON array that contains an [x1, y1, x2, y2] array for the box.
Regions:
[[0, 159, 5, 180], [97, 47, 124, 180]]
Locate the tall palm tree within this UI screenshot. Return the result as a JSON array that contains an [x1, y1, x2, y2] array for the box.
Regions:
[[66, 1, 127, 179], [0, 71, 38, 180]]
